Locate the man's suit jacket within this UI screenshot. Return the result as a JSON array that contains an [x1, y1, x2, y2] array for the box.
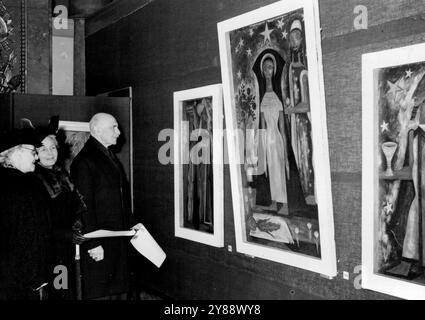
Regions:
[[71, 136, 136, 299]]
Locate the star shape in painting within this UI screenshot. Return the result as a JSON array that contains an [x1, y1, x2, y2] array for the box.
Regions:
[[387, 80, 404, 97], [405, 69, 413, 78], [380, 120, 389, 133], [260, 23, 274, 43], [237, 70, 242, 79], [239, 38, 244, 47], [384, 201, 393, 214], [246, 48, 252, 57], [276, 18, 285, 29], [281, 30, 288, 39], [249, 28, 254, 37]]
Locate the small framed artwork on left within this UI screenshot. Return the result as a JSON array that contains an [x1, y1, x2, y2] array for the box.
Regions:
[[58, 120, 90, 173], [174, 84, 224, 247]]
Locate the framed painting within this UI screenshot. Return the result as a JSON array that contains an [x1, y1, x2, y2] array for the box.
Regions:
[[58, 120, 90, 173], [174, 84, 224, 247], [0, 0, 25, 93], [217, 0, 336, 276], [362, 43, 425, 299]]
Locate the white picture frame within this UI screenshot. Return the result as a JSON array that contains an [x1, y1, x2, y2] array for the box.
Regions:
[[217, 0, 336, 276], [58, 120, 89, 132], [173, 84, 224, 247], [362, 43, 425, 300]]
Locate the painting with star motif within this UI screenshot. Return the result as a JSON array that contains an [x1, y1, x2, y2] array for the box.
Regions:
[[218, 0, 336, 277], [362, 43, 425, 299]]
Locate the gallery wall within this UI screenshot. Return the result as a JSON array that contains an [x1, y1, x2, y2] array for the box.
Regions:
[[85, 0, 425, 299]]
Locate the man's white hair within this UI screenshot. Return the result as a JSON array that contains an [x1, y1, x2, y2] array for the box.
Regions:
[[89, 113, 114, 135]]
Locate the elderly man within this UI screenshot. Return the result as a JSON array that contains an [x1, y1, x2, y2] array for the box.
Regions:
[[71, 113, 141, 300], [0, 129, 51, 300]]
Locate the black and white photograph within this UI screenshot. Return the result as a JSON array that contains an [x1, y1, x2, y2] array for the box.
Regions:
[[2, 0, 425, 308]]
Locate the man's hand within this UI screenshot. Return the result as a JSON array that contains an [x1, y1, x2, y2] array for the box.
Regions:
[[131, 223, 145, 232], [71, 219, 87, 245], [72, 231, 88, 245], [88, 246, 104, 262]]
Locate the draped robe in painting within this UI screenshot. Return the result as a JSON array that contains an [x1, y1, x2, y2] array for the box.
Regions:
[[287, 50, 316, 205], [186, 102, 213, 232], [250, 49, 307, 211]]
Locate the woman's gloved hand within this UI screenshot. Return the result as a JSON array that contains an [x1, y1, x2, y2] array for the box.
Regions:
[[72, 231, 88, 245], [71, 219, 87, 244], [62, 229, 88, 244]]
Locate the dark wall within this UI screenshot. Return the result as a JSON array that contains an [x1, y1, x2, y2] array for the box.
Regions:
[[85, 0, 425, 299]]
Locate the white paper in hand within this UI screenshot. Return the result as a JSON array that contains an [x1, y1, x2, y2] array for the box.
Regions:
[[83, 229, 136, 238], [130, 226, 166, 268]]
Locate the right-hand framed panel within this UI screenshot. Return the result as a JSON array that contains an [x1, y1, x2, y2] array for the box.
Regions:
[[362, 43, 425, 299], [218, 0, 336, 277]]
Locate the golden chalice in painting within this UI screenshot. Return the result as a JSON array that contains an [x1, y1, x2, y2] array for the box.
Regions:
[[381, 142, 397, 176]]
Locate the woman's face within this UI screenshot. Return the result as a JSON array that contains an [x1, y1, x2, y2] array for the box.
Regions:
[[289, 29, 303, 50], [37, 135, 58, 169], [262, 59, 274, 80], [11, 144, 38, 173]]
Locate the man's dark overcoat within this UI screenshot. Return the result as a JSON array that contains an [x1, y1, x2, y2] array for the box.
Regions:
[[71, 137, 136, 299]]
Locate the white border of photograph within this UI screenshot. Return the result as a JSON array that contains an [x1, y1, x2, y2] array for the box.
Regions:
[[173, 84, 224, 247], [217, 0, 336, 276], [362, 42, 425, 300]]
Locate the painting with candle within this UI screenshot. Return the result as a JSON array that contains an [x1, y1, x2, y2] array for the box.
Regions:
[[362, 43, 425, 299], [218, 0, 336, 276]]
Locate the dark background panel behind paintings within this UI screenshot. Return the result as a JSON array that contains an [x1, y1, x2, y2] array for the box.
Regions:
[[85, 0, 425, 299]]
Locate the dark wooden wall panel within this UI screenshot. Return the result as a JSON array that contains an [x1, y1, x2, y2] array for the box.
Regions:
[[319, 0, 425, 39], [26, 0, 51, 94], [0, 94, 12, 132], [85, 0, 425, 299], [74, 19, 86, 96]]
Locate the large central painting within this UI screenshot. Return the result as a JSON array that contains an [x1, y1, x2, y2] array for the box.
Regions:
[[218, 0, 336, 276]]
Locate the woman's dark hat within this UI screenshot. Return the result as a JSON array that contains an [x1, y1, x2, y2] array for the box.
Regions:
[[0, 128, 41, 154], [33, 115, 60, 145]]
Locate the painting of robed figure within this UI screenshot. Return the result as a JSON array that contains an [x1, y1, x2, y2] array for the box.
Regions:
[[174, 84, 224, 248], [363, 43, 425, 300], [218, 0, 336, 276], [183, 96, 214, 232]]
